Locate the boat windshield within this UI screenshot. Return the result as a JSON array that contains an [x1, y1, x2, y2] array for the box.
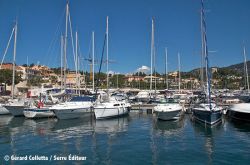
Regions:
[[159, 98, 179, 104], [69, 96, 95, 102]]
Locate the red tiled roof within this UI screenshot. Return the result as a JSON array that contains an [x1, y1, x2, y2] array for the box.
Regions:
[[0, 64, 23, 70]]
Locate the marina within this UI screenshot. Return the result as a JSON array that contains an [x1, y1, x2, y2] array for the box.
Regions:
[[1, 0, 250, 164], [0, 112, 250, 164]]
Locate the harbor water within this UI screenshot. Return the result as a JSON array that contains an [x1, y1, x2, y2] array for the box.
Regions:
[[0, 112, 250, 164]]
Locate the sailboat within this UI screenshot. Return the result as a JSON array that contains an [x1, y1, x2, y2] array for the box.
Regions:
[[1, 22, 33, 116], [192, 0, 222, 125], [94, 16, 130, 119], [49, 2, 95, 120]]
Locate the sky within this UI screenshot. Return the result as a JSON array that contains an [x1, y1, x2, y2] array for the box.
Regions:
[[0, 0, 250, 74]]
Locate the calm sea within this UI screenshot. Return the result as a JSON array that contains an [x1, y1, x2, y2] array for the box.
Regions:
[[0, 112, 250, 165]]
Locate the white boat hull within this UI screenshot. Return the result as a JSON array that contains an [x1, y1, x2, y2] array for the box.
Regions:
[[24, 108, 55, 119], [155, 110, 182, 120], [94, 106, 129, 119], [0, 105, 10, 115], [227, 103, 250, 122], [4, 105, 26, 117], [154, 104, 183, 120], [53, 108, 92, 120]]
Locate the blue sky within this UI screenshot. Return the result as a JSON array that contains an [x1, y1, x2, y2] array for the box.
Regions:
[[0, 0, 250, 74]]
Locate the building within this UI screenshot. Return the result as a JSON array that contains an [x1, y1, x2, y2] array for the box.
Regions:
[[143, 75, 161, 83], [0, 63, 25, 79], [124, 75, 144, 82], [65, 72, 85, 87]]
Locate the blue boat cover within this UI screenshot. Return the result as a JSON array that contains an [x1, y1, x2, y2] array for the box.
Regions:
[[69, 96, 95, 102]]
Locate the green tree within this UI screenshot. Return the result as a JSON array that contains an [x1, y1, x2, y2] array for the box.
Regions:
[[27, 76, 43, 86], [29, 63, 35, 67], [50, 76, 58, 84], [109, 74, 125, 88], [0, 69, 22, 85]]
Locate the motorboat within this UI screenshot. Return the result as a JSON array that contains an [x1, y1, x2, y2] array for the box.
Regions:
[[154, 98, 183, 120], [227, 103, 250, 122]]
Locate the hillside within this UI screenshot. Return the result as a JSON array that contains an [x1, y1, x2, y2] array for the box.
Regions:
[[222, 61, 250, 74], [187, 61, 250, 75]]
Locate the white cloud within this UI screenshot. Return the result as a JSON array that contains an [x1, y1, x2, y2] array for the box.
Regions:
[[136, 65, 150, 73]]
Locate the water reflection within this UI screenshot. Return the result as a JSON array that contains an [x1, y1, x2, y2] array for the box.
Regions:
[[0, 115, 13, 126], [94, 116, 129, 134], [0, 115, 13, 145], [1, 114, 250, 164], [153, 116, 185, 136], [8, 117, 26, 129], [192, 120, 223, 164], [226, 118, 250, 132], [23, 118, 57, 136], [50, 118, 94, 142]]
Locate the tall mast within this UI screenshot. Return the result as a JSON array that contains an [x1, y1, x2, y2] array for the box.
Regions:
[[75, 31, 80, 95], [201, 0, 212, 108], [106, 16, 109, 91], [92, 31, 95, 92], [11, 22, 17, 99], [200, 6, 204, 90], [150, 18, 154, 93], [60, 35, 64, 89], [165, 47, 168, 89], [64, 1, 69, 90], [154, 43, 156, 96], [178, 52, 181, 93], [26, 56, 28, 81], [243, 45, 249, 93]]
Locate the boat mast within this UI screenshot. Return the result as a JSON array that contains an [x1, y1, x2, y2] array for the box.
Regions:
[[154, 40, 156, 97], [201, 0, 212, 109], [63, 1, 69, 90], [75, 31, 80, 96], [11, 22, 17, 99], [165, 47, 168, 90], [200, 5, 204, 90], [243, 45, 249, 93], [60, 35, 64, 89], [150, 18, 154, 94], [92, 31, 95, 92], [178, 52, 181, 93], [106, 16, 109, 91]]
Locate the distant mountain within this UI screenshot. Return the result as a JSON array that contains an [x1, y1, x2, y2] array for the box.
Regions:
[[222, 61, 250, 74], [187, 61, 250, 75]]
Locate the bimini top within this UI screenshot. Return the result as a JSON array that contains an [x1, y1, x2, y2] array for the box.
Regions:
[[69, 96, 96, 102]]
